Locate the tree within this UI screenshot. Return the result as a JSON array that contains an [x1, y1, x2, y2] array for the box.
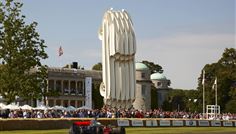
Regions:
[[92, 62, 102, 71], [161, 89, 201, 112], [150, 85, 158, 109], [197, 48, 236, 112], [141, 60, 164, 110], [91, 62, 103, 108], [225, 99, 236, 113], [184, 90, 201, 112], [142, 60, 163, 74], [0, 0, 48, 104], [218, 48, 236, 67], [162, 89, 187, 111], [92, 82, 103, 109]]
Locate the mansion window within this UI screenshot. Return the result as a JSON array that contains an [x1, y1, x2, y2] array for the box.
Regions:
[[56, 80, 61, 92], [48, 99, 54, 107], [48, 80, 54, 90], [142, 85, 146, 96], [158, 93, 162, 101], [70, 100, 75, 107], [141, 73, 145, 78], [63, 81, 69, 94], [77, 81, 83, 95], [63, 100, 68, 107], [56, 100, 61, 106], [70, 81, 76, 95], [157, 82, 161, 87], [77, 101, 82, 108]]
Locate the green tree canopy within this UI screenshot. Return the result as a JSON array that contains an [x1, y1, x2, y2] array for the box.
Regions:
[[142, 60, 163, 74], [0, 0, 48, 104], [92, 62, 102, 71], [92, 82, 103, 109], [91, 62, 103, 108], [162, 89, 201, 112], [150, 85, 158, 109], [197, 48, 236, 112], [162, 89, 187, 111]]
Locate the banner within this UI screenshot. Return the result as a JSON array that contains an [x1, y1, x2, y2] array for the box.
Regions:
[[223, 121, 233, 126], [159, 120, 170, 126], [185, 120, 197, 126], [198, 120, 209, 126], [131, 120, 143, 126], [146, 120, 158, 127], [85, 77, 92, 109], [211, 121, 221, 127], [172, 120, 183, 126], [117, 120, 130, 126]]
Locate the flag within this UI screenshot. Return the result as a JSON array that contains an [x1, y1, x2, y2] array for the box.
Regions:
[[59, 46, 63, 56], [212, 77, 217, 90], [202, 70, 205, 85]]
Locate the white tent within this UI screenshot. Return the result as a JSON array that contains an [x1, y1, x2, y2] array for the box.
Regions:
[[2, 103, 19, 110], [34, 105, 50, 110], [0, 103, 6, 110], [77, 105, 91, 110], [51, 105, 65, 110], [66, 106, 76, 111], [20, 104, 33, 110]]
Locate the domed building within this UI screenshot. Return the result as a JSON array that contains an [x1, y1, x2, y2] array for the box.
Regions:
[[151, 72, 171, 108], [8, 61, 171, 110], [133, 62, 152, 110]]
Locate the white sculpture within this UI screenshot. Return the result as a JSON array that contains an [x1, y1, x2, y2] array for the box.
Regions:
[[98, 9, 136, 109]]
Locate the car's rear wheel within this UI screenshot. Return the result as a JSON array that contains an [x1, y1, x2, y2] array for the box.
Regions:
[[96, 127, 104, 134], [120, 127, 126, 134], [112, 127, 126, 134], [69, 126, 73, 134]]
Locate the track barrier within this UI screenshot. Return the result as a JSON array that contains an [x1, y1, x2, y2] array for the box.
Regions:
[[0, 118, 235, 131]]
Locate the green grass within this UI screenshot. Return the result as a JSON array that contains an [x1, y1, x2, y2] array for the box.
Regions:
[[0, 129, 67, 134], [1, 127, 236, 134], [126, 127, 236, 134]]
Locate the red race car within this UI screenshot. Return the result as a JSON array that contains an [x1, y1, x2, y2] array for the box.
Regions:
[[69, 119, 126, 134]]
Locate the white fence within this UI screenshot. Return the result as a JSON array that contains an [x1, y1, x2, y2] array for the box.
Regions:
[[117, 119, 236, 127]]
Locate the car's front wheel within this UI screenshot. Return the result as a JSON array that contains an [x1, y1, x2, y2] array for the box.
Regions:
[[69, 125, 83, 134]]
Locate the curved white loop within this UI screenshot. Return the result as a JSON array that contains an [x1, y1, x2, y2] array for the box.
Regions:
[[99, 82, 106, 97], [98, 9, 136, 109]]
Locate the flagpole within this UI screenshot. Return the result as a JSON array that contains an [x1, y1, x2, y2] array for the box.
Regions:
[[202, 70, 205, 118], [215, 77, 217, 106], [214, 77, 217, 119], [203, 82, 205, 117]]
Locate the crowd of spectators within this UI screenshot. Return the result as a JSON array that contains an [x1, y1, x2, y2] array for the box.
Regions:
[[0, 108, 235, 120]]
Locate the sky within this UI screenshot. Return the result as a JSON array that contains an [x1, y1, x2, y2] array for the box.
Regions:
[[19, 0, 235, 89]]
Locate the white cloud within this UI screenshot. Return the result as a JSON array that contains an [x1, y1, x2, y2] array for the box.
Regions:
[[136, 33, 235, 89]]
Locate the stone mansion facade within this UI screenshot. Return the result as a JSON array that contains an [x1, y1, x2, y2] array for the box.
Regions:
[[46, 67, 101, 108], [45, 62, 171, 110]]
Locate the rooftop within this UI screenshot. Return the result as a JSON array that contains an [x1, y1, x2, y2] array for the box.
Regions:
[[150, 72, 167, 80], [135, 62, 149, 71]]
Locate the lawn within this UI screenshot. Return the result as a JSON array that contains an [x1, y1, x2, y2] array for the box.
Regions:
[[1, 127, 236, 134], [127, 127, 236, 134]]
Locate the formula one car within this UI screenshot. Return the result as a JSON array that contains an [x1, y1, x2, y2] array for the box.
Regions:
[[69, 119, 126, 134]]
